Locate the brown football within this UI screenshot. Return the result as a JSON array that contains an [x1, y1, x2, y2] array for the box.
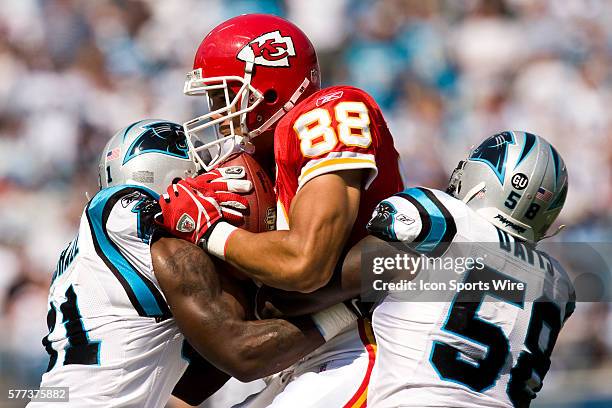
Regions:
[[220, 152, 276, 233]]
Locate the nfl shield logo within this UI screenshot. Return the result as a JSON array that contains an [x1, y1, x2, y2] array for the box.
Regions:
[[177, 213, 196, 233]]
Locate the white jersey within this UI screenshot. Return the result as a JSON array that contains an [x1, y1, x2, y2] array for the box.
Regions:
[[29, 185, 189, 408], [367, 188, 575, 408]]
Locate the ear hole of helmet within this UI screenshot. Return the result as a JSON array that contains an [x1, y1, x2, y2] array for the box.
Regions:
[[446, 160, 465, 196], [264, 89, 278, 104]]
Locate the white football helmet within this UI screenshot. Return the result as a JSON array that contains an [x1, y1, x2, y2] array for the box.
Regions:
[[447, 131, 568, 242], [98, 119, 198, 195]]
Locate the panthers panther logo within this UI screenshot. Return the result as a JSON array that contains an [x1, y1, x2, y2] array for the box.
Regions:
[[123, 122, 190, 164], [366, 201, 400, 242], [469, 131, 516, 185]]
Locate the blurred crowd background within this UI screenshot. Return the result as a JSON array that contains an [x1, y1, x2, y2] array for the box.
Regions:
[[0, 0, 611, 407]]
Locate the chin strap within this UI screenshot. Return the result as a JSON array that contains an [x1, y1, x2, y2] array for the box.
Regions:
[[461, 182, 486, 204], [539, 224, 566, 241], [240, 62, 255, 135], [248, 77, 311, 138]]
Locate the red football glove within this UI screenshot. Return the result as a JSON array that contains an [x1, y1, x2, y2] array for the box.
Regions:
[[156, 183, 241, 259], [178, 166, 252, 225], [156, 183, 225, 246]]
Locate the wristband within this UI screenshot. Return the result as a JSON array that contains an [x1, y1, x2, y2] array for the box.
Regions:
[[311, 303, 358, 342], [201, 221, 238, 259]]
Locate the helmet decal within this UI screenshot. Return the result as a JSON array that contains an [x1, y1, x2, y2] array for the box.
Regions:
[[469, 131, 516, 185], [515, 131, 537, 168], [106, 147, 121, 162], [510, 173, 529, 190], [123, 122, 190, 164], [237, 30, 296, 67], [494, 214, 527, 234]]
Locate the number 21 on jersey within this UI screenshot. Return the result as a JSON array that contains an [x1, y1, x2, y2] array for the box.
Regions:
[[293, 102, 372, 157]]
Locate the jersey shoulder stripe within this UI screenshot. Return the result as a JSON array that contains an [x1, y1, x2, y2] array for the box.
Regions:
[[86, 185, 170, 318], [396, 187, 457, 257]]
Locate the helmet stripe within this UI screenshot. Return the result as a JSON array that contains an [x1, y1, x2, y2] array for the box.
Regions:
[[549, 144, 561, 189], [547, 183, 567, 212], [86, 186, 170, 318], [515, 132, 537, 168]]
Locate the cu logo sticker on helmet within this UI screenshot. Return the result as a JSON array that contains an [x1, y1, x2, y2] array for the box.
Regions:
[[511, 173, 529, 190], [237, 30, 296, 67]]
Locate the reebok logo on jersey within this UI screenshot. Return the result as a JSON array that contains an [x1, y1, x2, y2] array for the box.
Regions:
[[316, 91, 344, 107], [396, 213, 415, 225], [237, 31, 295, 67], [177, 213, 196, 233], [121, 191, 144, 208]]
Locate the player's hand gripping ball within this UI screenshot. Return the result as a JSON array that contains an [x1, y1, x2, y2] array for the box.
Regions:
[[155, 165, 252, 245], [156, 153, 276, 255]]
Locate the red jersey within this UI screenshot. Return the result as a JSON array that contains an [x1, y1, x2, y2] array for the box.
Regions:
[[274, 85, 404, 247]]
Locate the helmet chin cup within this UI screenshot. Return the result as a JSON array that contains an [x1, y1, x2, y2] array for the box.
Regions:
[[239, 139, 256, 155]]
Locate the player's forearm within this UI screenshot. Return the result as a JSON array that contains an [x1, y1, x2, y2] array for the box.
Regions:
[[169, 292, 323, 382], [224, 316, 324, 382], [257, 267, 360, 317], [224, 228, 339, 292], [220, 171, 362, 292], [256, 236, 402, 317]]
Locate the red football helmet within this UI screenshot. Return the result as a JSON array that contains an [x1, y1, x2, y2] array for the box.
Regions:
[[183, 14, 321, 170]]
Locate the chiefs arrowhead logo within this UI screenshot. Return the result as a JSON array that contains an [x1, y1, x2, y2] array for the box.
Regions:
[[237, 31, 295, 67], [176, 213, 196, 233]]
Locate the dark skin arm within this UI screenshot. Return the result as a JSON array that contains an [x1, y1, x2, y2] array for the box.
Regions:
[[152, 237, 325, 382], [257, 236, 408, 318], [225, 170, 364, 293]]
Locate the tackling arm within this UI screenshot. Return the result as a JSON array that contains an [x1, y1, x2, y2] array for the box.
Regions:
[[223, 170, 364, 292], [152, 237, 325, 382], [256, 235, 394, 318]]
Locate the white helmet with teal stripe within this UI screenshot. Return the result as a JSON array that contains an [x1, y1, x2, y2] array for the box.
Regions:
[[98, 119, 199, 195], [447, 131, 568, 242]]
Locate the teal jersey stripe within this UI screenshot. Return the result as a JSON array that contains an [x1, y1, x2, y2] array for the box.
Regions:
[[403, 188, 447, 253], [87, 185, 166, 317]]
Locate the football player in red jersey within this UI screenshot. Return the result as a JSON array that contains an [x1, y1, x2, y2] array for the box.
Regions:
[[158, 14, 404, 407]]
